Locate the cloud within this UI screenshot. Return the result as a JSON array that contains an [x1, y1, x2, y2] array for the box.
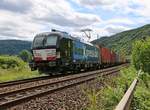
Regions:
[[0, 0, 101, 40], [104, 25, 130, 34], [0, 0, 32, 13], [0, 10, 46, 40], [34, 12, 100, 27], [74, 0, 150, 18], [75, 0, 113, 7], [75, 0, 130, 9], [31, 0, 101, 27], [132, 0, 150, 17], [0, 0, 149, 41], [105, 18, 134, 25], [72, 24, 131, 41]]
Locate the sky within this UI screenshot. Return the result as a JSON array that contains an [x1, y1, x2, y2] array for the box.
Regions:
[[0, 0, 150, 41]]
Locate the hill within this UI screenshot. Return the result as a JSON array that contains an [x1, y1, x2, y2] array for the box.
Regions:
[[92, 24, 150, 55], [0, 40, 31, 55]]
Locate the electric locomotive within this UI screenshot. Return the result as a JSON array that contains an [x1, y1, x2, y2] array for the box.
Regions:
[[29, 30, 100, 74]]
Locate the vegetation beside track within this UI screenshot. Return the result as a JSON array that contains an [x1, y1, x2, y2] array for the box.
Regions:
[[0, 55, 41, 82], [131, 73, 150, 110], [131, 37, 150, 110], [132, 38, 150, 74], [85, 66, 150, 110], [0, 55, 25, 70]]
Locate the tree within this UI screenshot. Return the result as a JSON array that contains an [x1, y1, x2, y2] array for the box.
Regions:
[[19, 50, 32, 62], [132, 38, 150, 74]]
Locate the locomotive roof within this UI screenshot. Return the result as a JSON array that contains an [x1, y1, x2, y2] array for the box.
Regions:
[[36, 32, 68, 37], [35, 32, 95, 47]]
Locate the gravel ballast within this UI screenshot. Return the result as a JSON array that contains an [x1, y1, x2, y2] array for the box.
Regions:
[[7, 76, 107, 110]]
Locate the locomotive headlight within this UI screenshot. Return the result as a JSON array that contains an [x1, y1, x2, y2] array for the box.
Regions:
[[46, 49, 56, 56], [33, 50, 41, 57], [49, 61, 56, 66], [47, 53, 52, 56], [56, 52, 60, 58], [33, 52, 41, 57]]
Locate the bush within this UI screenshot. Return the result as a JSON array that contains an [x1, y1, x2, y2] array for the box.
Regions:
[[19, 50, 32, 62], [0, 55, 25, 70], [132, 73, 150, 110], [132, 38, 150, 74]]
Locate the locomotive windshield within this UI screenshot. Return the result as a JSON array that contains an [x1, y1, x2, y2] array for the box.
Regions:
[[45, 35, 57, 46], [33, 36, 45, 48], [33, 34, 58, 48]]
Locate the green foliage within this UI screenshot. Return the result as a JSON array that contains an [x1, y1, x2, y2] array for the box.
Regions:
[[0, 40, 31, 55], [0, 56, 44, 82], [99, 86, 124, 110], [132, 74, 150, 110], [118, 66, 137, 89], [85, 67, 137, 110], [103, 67, 136, 109], [19, 50, 32, 62], [92, 24, 150, 55], [132, 38, 150, 74], [0, 55, 25, 70], [85, 67, 150, 110], [85, 89, 100, 110], [0, 66, 42, 82]]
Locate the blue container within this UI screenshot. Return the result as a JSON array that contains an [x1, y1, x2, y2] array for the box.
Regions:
[[72, 40, 100, 63], [72, 40, 85, 62]]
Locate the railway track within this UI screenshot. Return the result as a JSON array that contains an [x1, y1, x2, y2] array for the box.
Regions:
[[0, 74, 64, 88], [0, 64, 127, 88], [0, 64, 127, 109]]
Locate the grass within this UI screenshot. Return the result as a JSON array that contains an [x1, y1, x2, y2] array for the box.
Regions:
[[0, 66, 42, 83], [0, 55, 45, 82], [132, 73, 150, 110], [84, 66, 150, 110]]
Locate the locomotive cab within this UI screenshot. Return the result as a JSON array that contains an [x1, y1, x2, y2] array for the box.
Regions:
[[30, 31, 72, 73], [32, 34, 59, 61]]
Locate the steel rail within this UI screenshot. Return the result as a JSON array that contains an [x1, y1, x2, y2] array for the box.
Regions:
[[0, 64, 127, 88], [0, 68, 120, 97]]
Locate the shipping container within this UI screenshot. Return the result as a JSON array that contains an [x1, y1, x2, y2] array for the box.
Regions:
[[85, 44, 100, 63], [99, 47, 111, 64], [73, 40, 85, 62], [110, 51, 116, 64], [72, 40, 100, 63]]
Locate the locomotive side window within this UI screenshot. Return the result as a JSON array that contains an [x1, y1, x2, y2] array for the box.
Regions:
[[45, 35, 57, 46], [33, 36, 45, 48]]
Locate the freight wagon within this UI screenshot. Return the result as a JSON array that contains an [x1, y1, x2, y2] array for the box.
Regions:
[[99, 46, 111, 65]]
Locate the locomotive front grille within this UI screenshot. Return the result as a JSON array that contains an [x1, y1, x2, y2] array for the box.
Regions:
[[48, 61, 56, 66]]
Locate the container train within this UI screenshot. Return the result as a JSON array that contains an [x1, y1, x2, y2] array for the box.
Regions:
[[29, 30, 126, 74]]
